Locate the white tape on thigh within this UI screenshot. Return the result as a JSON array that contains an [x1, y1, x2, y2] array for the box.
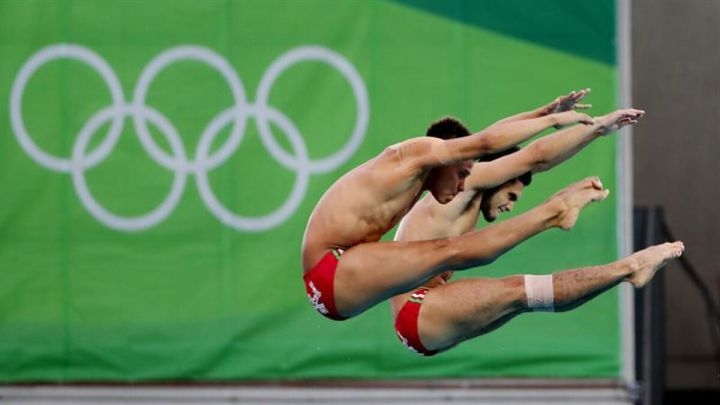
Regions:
[[524, 274, 555, 312]]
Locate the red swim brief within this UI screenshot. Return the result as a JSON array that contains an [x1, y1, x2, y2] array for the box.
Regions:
[[303, 249, 348, 321], [394, 288, 438, 356]]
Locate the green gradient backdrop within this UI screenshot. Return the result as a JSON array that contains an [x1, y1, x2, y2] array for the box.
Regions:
[[0, 0, 620, 381]]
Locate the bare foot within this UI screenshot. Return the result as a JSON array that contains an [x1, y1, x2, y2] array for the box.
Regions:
[[625, 241, 685, 288], [549, 177, 610, 230]]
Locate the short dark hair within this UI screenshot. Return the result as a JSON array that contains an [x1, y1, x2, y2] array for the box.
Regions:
[[478, 146, 532, 186], [426, 117, 470, 140]]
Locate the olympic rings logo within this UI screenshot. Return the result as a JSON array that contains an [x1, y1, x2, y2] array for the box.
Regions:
[[9, 44, 369, 232]]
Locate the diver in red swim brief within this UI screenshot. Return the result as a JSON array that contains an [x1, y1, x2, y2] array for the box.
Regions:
[[303, 249, 347, 321], [386, 106, 687, 356]]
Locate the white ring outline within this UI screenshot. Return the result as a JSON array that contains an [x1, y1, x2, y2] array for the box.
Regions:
[[255, 45, 369, 173], [10, 44, 125, 172], [195, 106, 310, 232], [132, 45, 249, 173], [71, 105, 188, 231]]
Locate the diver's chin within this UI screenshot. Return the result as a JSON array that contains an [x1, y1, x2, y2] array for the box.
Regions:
[[431, 194, 446, 204], [438, 193, 455, 204], [482, 210, 496, 223]]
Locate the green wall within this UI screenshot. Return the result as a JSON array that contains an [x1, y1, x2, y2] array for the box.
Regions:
[[0, 0, 620, 381]]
